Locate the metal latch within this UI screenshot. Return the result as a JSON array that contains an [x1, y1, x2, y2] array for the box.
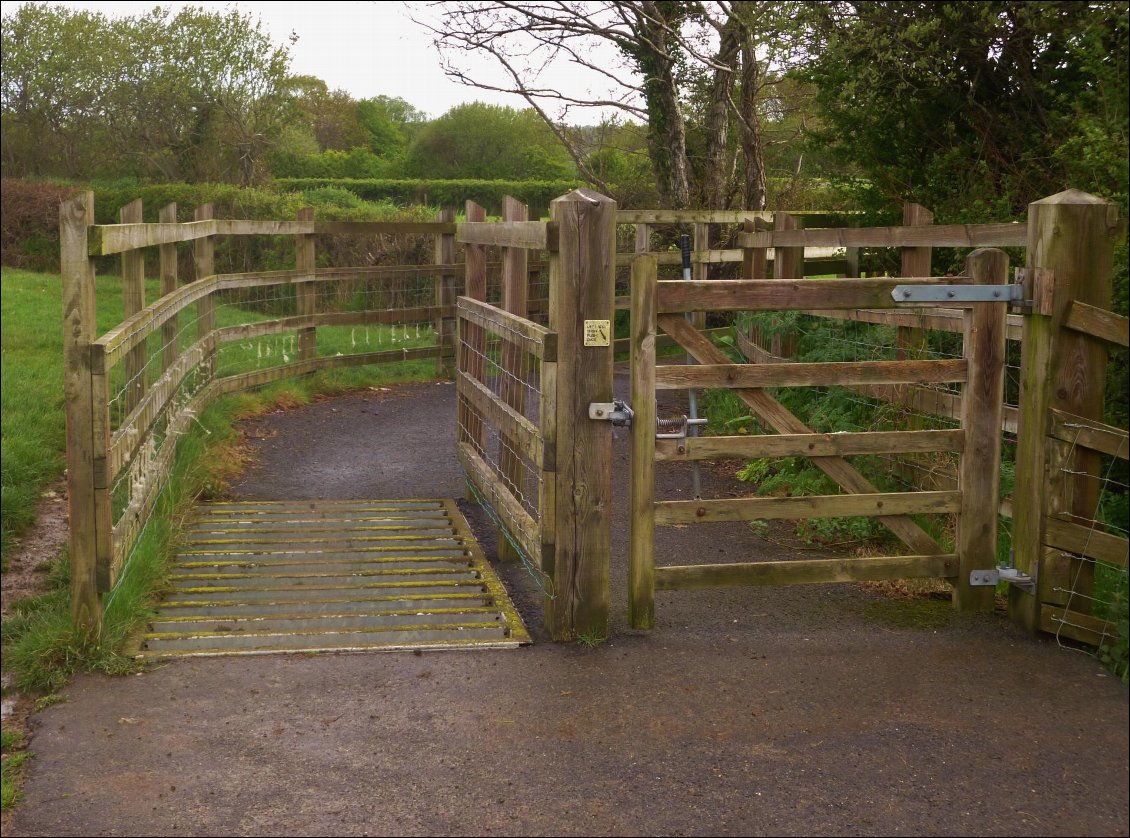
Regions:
[[655, 415, 708, 440], [892, 284, 1024, 303], [589, 399, 634, 427], [969, 556, 1037, 594]]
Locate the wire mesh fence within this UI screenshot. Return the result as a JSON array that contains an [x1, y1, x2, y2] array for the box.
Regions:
[[99, 254, 450, 585], [1043, 347, 1129, 673], [457, 313, 544, 519]]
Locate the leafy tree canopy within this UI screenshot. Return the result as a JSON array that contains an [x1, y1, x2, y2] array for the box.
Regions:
[[2, 2, 295, 185], [799, 1, 1129, 221], [405, 102, 575, 180]]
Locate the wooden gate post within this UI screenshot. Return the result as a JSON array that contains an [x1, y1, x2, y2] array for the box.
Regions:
[[629, 254, 658, 628], [773, 212, 802, 358], [60, 192, 101, 636], [459, 201, 488, 463], [898, 203, 934, 360], [1012, 190, 1115, 632], [159, 203, 179, 373], [546, 189, 616, 640], [954, 248, 1008, 612]]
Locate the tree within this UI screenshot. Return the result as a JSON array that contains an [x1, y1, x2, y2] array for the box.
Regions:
[[1, 3, 296, 185], [1, 3, 114, 178], [423, 1, 807, 209], [405, 102, 574, 179], [799, 1, 1129, 220], [290, 76, 369, 152]]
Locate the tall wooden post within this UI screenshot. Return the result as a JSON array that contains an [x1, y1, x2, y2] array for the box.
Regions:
[[629, 254, 658, 628], [459, 201, 488, 459], [193, 204, 216, 379], [773, 212, 802, 358], [774, 212, 801, 280], [546, 189, 616, 640], [60, 192, 101, 635], [634, 222, 650, 258], [464, 200, 487, 301], [896, 203, 935, 485], [120, 199, 145, 415], [954, 249, 1008, 612], [295, 207, 316, 361], [434, 208, 457, 376], [498, 196, 530, 563], [898, 203, 934, 361], [159, 203, 179, 373], [691, 221, 709, 331], [741, 217, 768, 281], [1012, 190, 1115, 631]]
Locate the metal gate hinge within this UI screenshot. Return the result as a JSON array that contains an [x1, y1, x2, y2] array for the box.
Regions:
[[589, 399, 634, 427], [892, 284, 1024, 303], [969, 561, 1037, 594]]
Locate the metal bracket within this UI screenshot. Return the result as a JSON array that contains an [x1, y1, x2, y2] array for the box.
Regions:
[[589, 399, 634, 427], [969, 569, 1000, 587], [969, 558, 1037, 594], [655, 415, 708, 440], [892, 284, 1024, 303]]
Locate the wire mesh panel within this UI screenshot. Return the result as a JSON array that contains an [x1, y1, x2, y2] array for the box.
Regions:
[[96, 247, 451, 589], [455, 296, 556, 593], [1040, 363, 1129, 675]]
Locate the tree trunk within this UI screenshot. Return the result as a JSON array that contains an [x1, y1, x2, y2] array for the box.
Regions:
[[739, 37, 768, 211], [637, 2, 690, 209], [702, 18, 741, 209]]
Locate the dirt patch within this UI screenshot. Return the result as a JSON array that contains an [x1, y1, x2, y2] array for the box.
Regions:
[[1, 478, 68, 620], [5, 379, 1128, 837]]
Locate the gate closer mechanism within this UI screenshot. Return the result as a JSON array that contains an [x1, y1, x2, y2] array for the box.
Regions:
[[656, 415, 708, 440]]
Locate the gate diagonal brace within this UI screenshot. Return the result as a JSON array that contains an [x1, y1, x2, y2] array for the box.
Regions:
[[656, 313, 943, 557]]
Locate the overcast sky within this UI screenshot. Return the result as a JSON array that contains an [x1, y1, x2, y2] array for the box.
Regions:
[[2, 0, 630, 121]]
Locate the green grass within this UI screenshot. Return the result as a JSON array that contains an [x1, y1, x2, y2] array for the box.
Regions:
[[1, 266, 442, 691], [1, 729, 29, 812], [1, 268, 180, 564], [1, 751, 31, 812], [1, 267, 441, 564]]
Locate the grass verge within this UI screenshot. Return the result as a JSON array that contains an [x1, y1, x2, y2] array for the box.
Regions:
[[1, 354, 439, 693], [1, 729, 31, 813]]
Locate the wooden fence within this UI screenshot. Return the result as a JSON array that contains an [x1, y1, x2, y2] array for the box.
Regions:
[[61, 188, 1126, 649], [61, 189, 617, 642], [61, 195, 482, 634]]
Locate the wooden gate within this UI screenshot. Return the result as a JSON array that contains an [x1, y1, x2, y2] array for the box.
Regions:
[[627, 249, 1012, 628]]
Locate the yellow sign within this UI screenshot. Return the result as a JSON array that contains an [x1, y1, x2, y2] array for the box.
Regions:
[[583, 319, 611, 347]]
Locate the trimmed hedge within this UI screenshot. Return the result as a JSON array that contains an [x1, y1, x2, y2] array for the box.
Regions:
[[0, 180, 441, 274], [272, 178, 584, 217], [0, 179, 78, 272]]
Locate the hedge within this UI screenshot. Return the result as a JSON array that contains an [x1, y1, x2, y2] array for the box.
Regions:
[[272, 178, 585, 217]]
